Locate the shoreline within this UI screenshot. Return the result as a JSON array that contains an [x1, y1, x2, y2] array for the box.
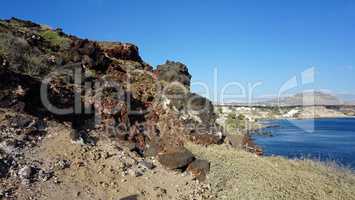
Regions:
[[250, 117, 355, 171], [252, 115, 355, 130], [268, 115, 355, 120]]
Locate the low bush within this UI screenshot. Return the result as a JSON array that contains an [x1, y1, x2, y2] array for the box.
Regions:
[[22, 53, 49, 76], [225, 112, 247, 133], [39, 30, 70, 50]]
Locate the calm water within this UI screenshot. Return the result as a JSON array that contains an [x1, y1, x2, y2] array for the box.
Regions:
[[252, 118, 355, 169]]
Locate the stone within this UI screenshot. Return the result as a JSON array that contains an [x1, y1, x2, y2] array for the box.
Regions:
[[157, 147, 195, 170], [38, 170, 53, 182], [119, 195, 138, 200], [21, 178, 31, 186], [70, 129, 95, 146], [127, 167, 143, 177], [0, 140, 19, 155], [53, 176, 60, 184], [138, 161, 155, 170], [54, 159, 70, 170], [187, 159, 210, 182], [9, 115, 33, 129], [18, 166, 32, 180]]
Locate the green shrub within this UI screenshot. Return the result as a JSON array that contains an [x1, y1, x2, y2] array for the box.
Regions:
[[0, 33, 14, 57], [0, 46, 5, 58], [217, 107, 223, 114], [225, 113, 237, 132], [39, 30, 70, 49], [22, 53, 49, 76], [237, 113, 246, 120], [225, 112, 247, 133]]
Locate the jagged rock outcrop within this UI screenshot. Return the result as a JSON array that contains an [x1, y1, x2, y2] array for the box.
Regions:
[[0, 18, 225, 181], [156, 61, 191, 89], [154, 61, 223, 146], [99, 42, 143, 63]]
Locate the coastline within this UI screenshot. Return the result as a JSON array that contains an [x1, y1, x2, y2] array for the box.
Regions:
[[269, 115, 355, 120], [250, 117, 355, 170], [247, 115, 355, 156]]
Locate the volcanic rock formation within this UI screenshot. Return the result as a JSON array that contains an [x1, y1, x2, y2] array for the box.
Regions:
[[0, 18, 224, 181]]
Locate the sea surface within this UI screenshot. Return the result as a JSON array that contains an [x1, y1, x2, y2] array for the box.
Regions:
[[252, 118, 355, 169]]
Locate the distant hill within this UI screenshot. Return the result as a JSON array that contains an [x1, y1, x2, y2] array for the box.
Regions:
[[215, 91, 355, 107], [263, 91, 344, 106]]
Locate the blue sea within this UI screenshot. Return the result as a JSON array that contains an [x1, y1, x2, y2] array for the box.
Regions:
[[252, 118, 355, 169]]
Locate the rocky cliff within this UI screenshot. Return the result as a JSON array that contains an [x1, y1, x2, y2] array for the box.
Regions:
[[0, 17, 225, 194]]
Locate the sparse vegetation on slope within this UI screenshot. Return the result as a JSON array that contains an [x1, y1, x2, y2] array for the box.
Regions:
[[39, 29, 70, 50], [187, 143, 355, 200]]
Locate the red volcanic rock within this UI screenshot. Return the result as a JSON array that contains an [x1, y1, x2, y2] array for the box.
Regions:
[[243, 135, 263, 156], [70, 39, 111, 71], [187, 159, 210, 182], [100, 42, 142, 62]]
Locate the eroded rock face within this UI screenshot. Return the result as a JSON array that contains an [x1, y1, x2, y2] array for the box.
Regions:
[[155, 62, 223, 146], [156, 61, 192, 89], [186, 93, 216, 126], [0, 18, 227, 182], [69, 39, 111, 72], [99, 42, 143, 63]]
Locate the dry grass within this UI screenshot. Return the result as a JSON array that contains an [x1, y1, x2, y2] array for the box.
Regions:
[[186, 143, 355, 200]]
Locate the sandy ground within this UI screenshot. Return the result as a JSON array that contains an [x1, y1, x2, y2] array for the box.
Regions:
[[1, 121, 214, 200]]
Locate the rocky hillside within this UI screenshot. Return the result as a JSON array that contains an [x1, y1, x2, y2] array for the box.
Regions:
[[0, 18, 233, 199], [1, 18, 355, 200]]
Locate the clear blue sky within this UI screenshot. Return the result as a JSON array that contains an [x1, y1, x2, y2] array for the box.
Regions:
[[1, 0, 355, 102]]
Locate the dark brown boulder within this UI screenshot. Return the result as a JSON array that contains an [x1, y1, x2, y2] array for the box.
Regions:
[[156, 61, 191, 88], [70, 39, 111, 71], [187, 159, 210, 182], [157, 146, 195, 170], [99, 42, 142, 63]]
